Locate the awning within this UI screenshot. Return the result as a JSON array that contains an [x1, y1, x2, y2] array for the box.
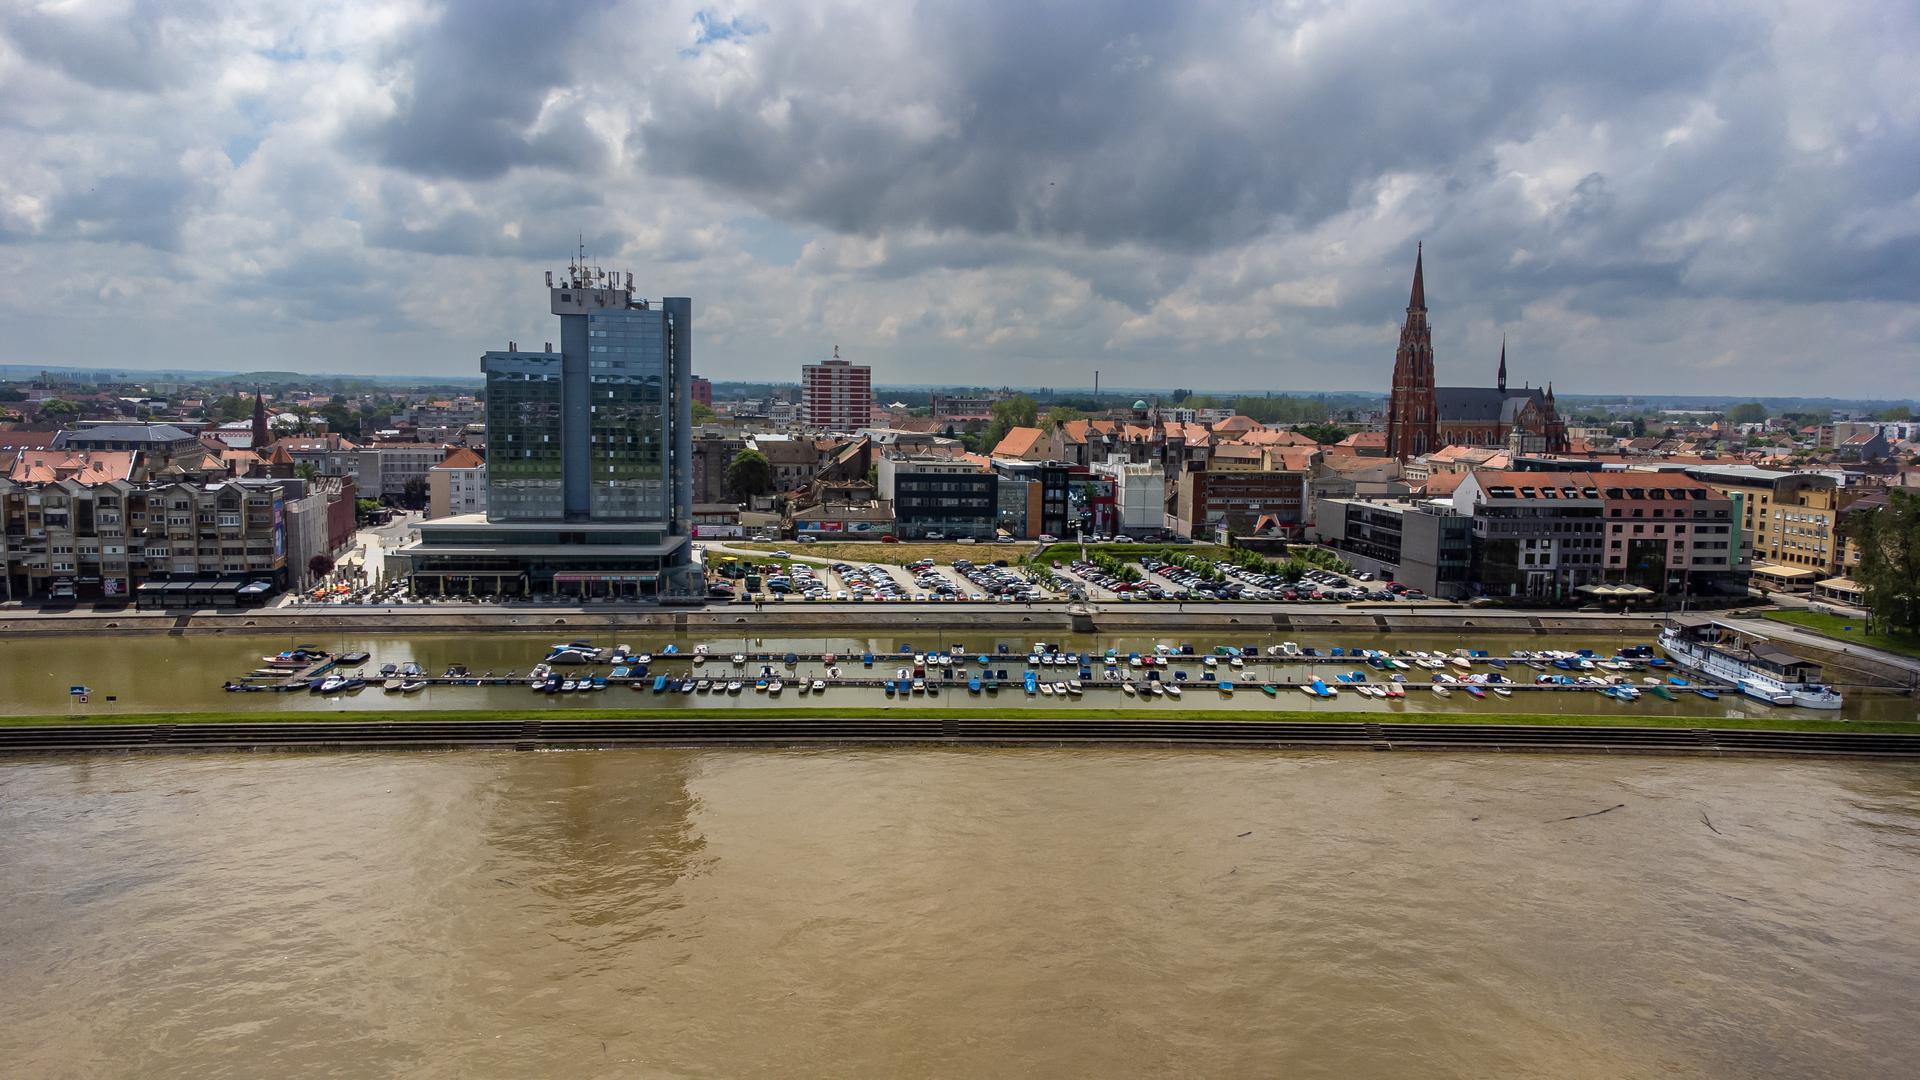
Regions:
[[1578, 584, 1656, 597], [553, 573, 658, 584], [1815, 576, 1860, 592], [1752, 564, 1819, 581]]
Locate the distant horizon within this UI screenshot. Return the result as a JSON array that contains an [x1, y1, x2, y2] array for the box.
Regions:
[[4, 362, 1915, 411]]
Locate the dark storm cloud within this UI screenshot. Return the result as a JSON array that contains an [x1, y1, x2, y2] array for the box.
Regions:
[[636, 1, 1758, 252], [354, 0, 616, 180], [0, 0, 209, 94]]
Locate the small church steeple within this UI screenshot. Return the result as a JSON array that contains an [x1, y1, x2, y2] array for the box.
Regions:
[[250, 387, 270, 448], [1408, 242, 1426, 311], [1497, 337, 1507, 393]]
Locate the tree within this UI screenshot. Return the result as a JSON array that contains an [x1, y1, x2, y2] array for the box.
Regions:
[[1877, 405, 1913, 422], [727, 448, 773, 499], [691, 401, 717, 424], [1725, 402, 1769, 425], [1171, 388, 1192, 404], [38, 398, 81, 419], [979, 393, 1040, 453], [1842, 491, 1920, 635], [400, 474, 428, 510], [1042, 405, 1085, 431], [308, 554, 335, 581], [1296, 422, 1350, 445]]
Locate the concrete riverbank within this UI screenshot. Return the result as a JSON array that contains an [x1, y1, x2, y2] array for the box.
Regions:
[[0, 602, 1668, 638], [4, 715, 1916, 759]]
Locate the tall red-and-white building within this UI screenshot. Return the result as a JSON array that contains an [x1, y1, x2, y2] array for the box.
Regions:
[[800, 345, 872, 431]]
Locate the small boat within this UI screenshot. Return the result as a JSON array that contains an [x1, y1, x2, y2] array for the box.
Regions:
[[312, 675, 349, 694], [1487, 658, 1508, 669], [652, 675, 668, 693], [726, 680, 743, 694], [912, 679, 926, 695], [1493, 686, 1513, 697], [1024, 673, 1038, 695], [732, 653, 746, 665], [1692, 687, 1721, 701], [1122, 682, 1137, 697], [968, 677, 982, 694], [1649, 685, 1677, 701], [1667, 676, 1690, 687], [399, 679, 426, 694], [1164, 683, 1181, 699], [812, 679, 826, 693], [1452, 657, 1473, 670], [677, 680, 695, 694], [560, 679, 578, 693], [884, 680, 896, 695], [1067, 680, 1083, 696], [695, 679, 711, 692], [1464, 685, 1486, 699], [379, 663, 398, 677], [383, 677, 404, 692], [1431, 684, 1452, 697], [1262, 684, 1278, 697], [1218, 682, 1235, 695], [768, 679, 783, 695], [1300, 685, 1319, 698]]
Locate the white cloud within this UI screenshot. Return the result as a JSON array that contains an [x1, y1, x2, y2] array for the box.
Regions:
[[0, 0, 1913, 398]]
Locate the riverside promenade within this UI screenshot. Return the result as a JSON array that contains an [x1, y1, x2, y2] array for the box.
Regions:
[[0, 600, 1668, 638]]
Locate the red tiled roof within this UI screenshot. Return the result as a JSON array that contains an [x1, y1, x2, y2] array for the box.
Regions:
[[991, 426, 1046, 458]]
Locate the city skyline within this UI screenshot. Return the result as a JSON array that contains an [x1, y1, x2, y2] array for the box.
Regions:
[[0, 1, 1916, 396]]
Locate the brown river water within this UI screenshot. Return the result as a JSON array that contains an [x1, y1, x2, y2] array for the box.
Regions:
[[3, 749, 1917, 1078]]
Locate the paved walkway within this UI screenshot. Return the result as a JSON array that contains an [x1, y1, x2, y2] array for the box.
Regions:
[[1718, 612, 1920, 681]]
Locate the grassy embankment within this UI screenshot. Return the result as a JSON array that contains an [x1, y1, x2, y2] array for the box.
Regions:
[[1762, 610, 1920, 660], [8, 707, 1917, 734]]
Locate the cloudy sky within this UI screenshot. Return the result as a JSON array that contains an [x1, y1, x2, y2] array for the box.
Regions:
[[2, 0, 1916, 396]]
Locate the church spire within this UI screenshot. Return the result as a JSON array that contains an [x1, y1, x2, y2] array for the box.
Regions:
[[1408, 242, 1426, 311], [1497, 336, 1507, 393], [251, 387, 270, 448]]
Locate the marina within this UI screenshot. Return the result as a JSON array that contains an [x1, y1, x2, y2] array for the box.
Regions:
[[4, 626, 1904, 724]]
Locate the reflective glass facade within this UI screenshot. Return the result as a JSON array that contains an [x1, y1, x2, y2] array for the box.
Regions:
[[483, 353, 565, 521], [586, 309, 669, 519]]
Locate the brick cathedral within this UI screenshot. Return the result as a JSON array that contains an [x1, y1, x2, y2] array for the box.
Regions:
[[1384, 245, 1567, 461]]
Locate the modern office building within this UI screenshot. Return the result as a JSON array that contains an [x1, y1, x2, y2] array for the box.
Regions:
[[877, 453, 997, 539], [1451, 470, 1607, 599], [801, 346, 873, 431], [1309, 496, 1473, 598], [392, 259, 696, 598]]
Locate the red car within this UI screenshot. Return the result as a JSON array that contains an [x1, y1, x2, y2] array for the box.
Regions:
[[880, 535, 899, 543]]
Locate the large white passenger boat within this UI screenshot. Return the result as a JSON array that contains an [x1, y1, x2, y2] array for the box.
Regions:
[[1658, 615, 1844, 710]]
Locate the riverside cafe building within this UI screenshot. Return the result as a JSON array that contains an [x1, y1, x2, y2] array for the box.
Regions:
[[387, 514, 697, 600]]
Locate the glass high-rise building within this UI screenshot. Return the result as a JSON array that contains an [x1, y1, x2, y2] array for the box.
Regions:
[[398, 260, 697, 599]]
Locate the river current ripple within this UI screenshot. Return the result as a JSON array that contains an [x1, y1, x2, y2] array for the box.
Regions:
[[3, 749, 1918, 1078]]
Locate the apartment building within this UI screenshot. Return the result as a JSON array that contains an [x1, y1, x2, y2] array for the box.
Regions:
[[1451, 470, 1607, 599], [0, 476, 288, 601], [1599, 472, 1743, 594], [427, 448, 487, 520], [1686, 465, 1857, 576]]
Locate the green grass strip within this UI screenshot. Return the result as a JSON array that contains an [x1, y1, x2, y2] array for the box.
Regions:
[[1762, 610, 1920, 660]]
